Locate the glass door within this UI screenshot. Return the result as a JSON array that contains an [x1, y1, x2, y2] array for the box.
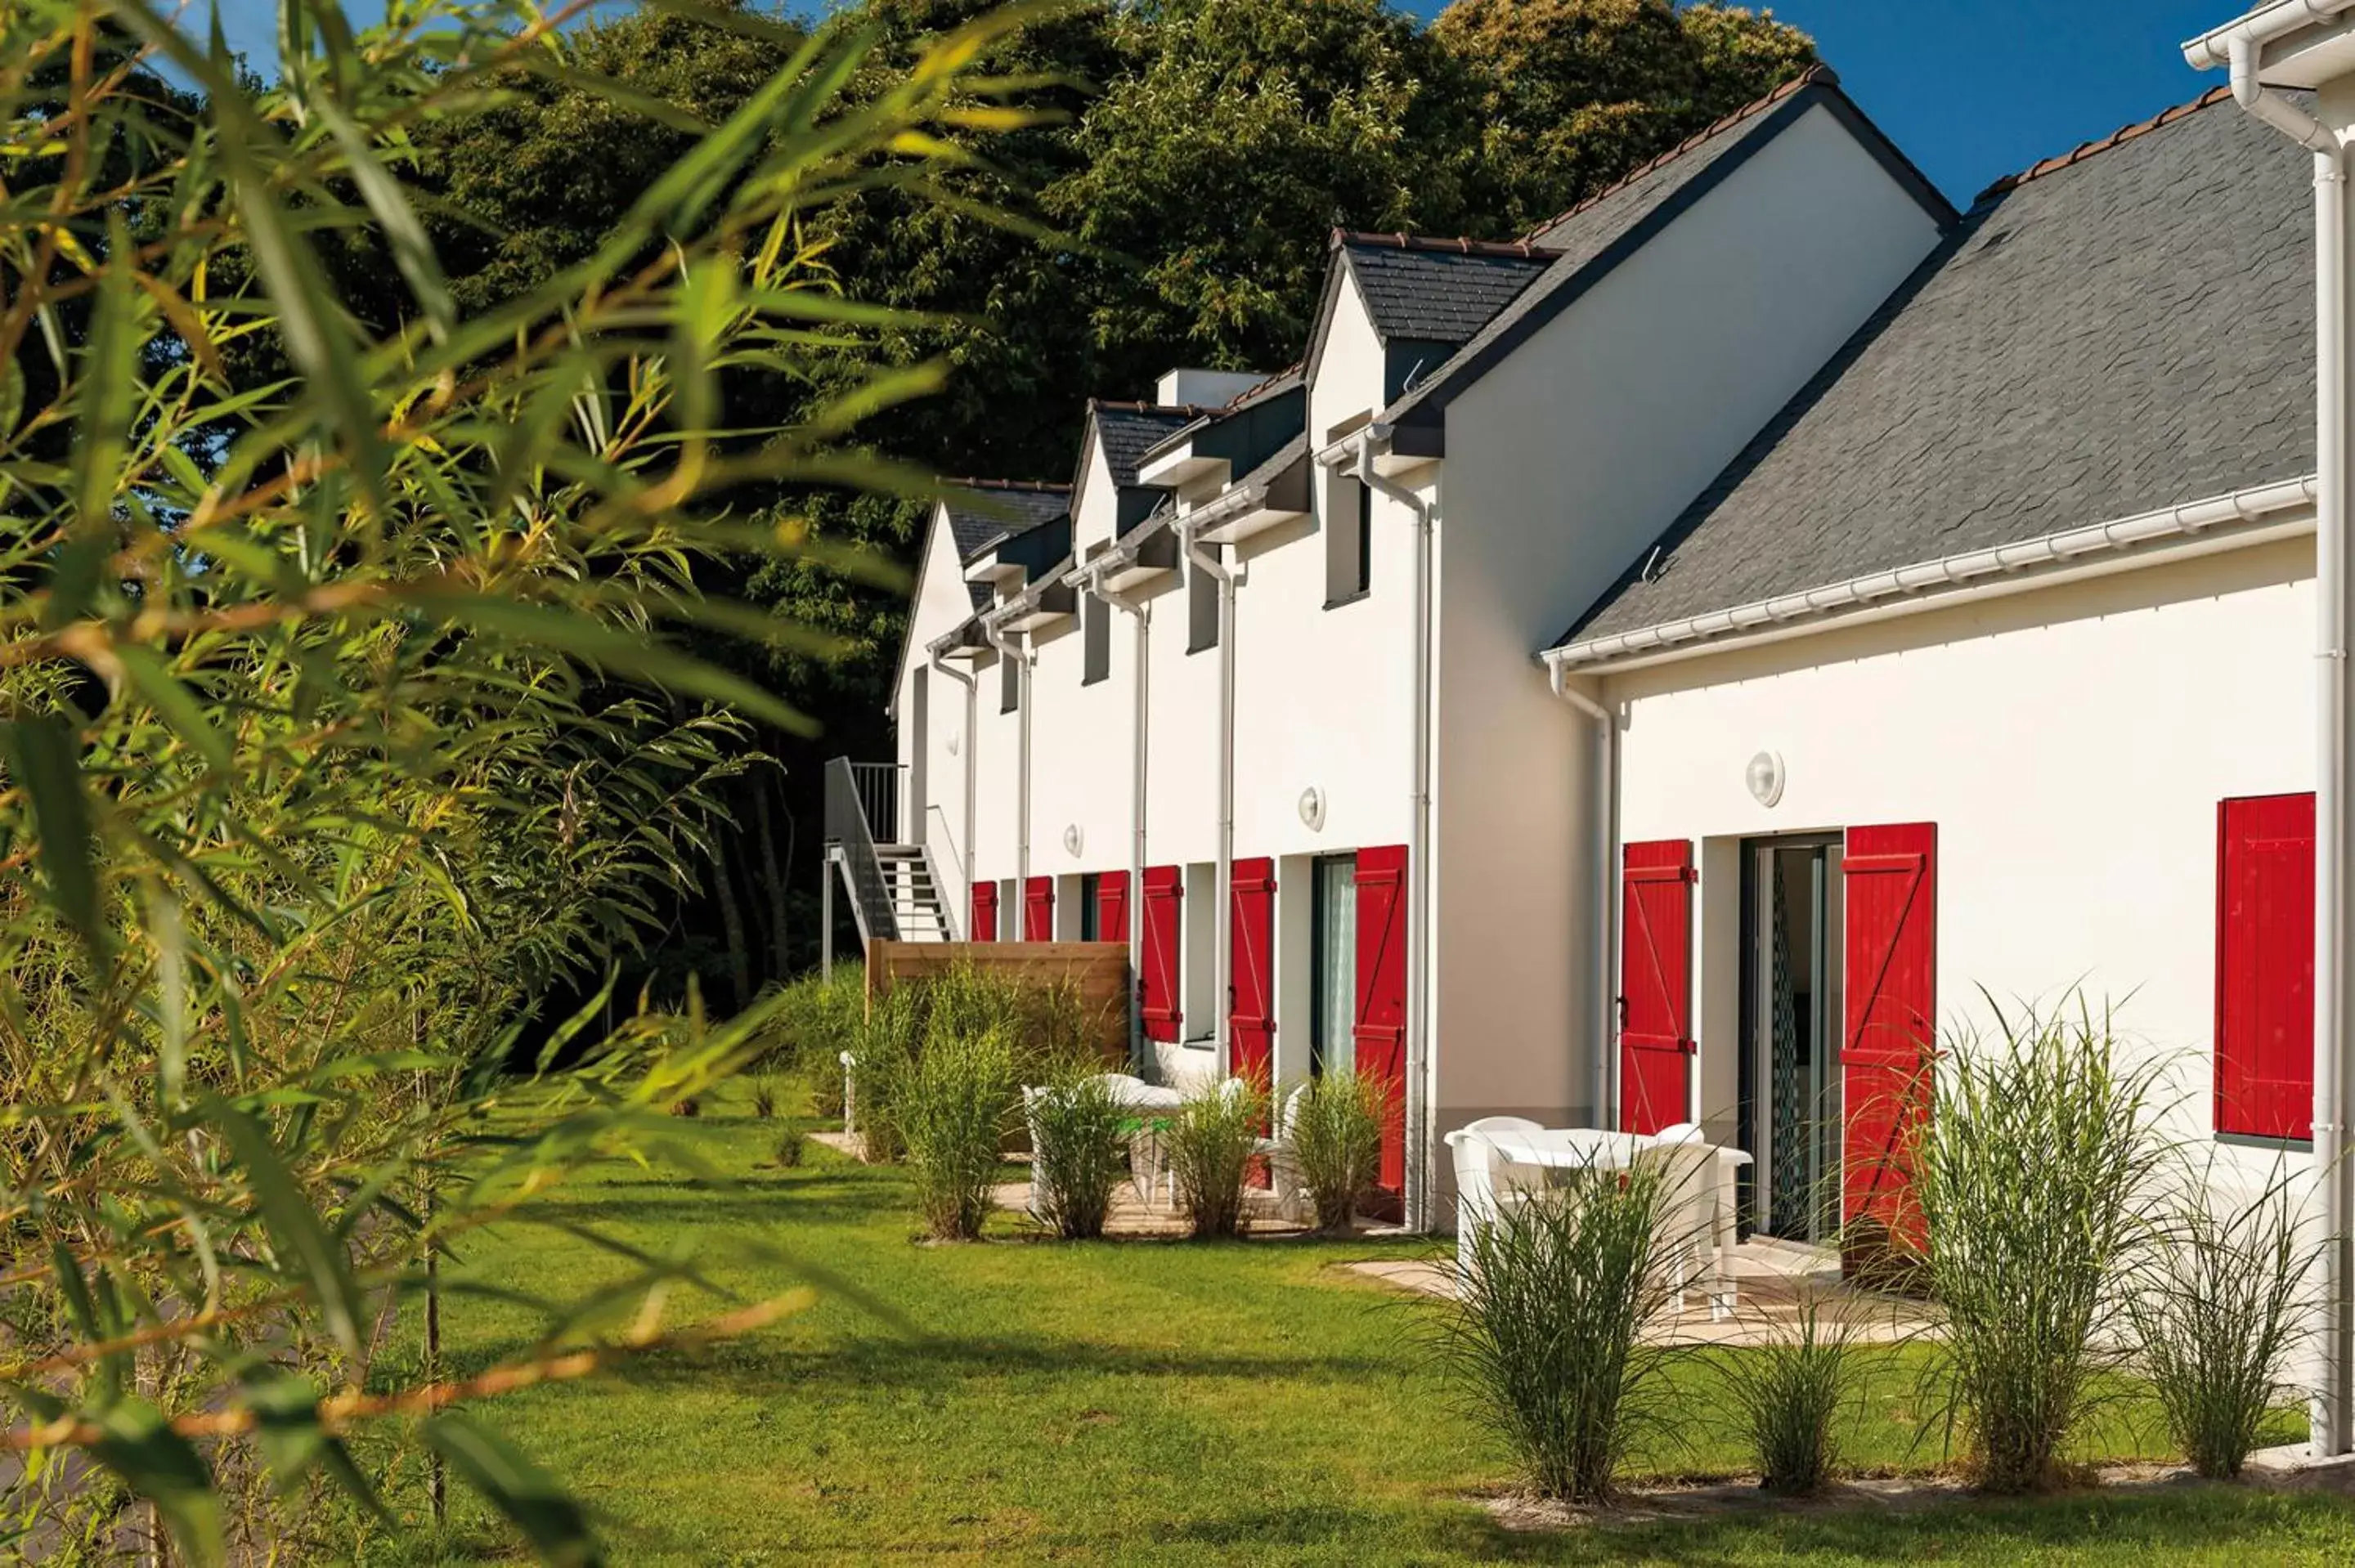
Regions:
[[1747, 840, 1843, 1243], [1311, 856, 1357, 1075]]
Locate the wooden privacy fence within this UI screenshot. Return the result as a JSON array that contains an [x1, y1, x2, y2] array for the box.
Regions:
[[864, 941, 1132, 1062]]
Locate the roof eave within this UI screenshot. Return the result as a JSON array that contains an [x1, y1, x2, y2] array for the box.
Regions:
[[1544, 477, 2318, 674]]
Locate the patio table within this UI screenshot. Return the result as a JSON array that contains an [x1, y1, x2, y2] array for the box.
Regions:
[[1100, 1077, 1184, 1205], [1460, 1127, 1754, 1305]]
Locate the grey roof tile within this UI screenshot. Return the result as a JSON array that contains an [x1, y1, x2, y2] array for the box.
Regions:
[[1559, 89, 2311, 648], [1088, 403, 1200, 486], [1338, 238, 1554, 345], [942, 481, 1069, 610]]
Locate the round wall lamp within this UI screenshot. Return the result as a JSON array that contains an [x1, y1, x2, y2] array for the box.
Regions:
[[1746, 750, 1787, 809], [1062, 823, 1083, 858], [1298, 786, 1327, 832], [946, 728, 960, 757]]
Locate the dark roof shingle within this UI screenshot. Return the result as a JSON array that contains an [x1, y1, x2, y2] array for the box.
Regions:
[[942, 480, 1068, 608], [1090, 403, 1200, 486], [1559, 92, 2312, 648], [1337, 235, 1556, 345]]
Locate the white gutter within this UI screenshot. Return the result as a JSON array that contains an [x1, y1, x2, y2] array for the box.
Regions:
[[1545, 477, 2319, 674], [981, 613, 1033, 938], [2193, 15, 2355, 1458], [1074, 558, 1153, 1067], [926, 642, 980, 933], [2184, 0, 2355, 71], [1355, 424, 1438, 1234], [1549, 670, 1619, 1133], [1180, 517, 1237, 1075]]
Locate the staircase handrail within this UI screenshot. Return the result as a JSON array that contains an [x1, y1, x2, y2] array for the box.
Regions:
[[823, 757, 899, 943]]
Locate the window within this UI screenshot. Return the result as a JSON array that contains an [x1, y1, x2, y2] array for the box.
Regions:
[[1326, 470, 1371, 606], [2216, 793, 2316, 1142], [1083, 589, 1110, 685], [1312, 856, 1358, 1075], [1079, 873, 1101, 940], [998, 647, 1019, 714], [1187, 544, 1222, 653]]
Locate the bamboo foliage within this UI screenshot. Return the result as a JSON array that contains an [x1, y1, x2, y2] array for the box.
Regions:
[[0, 1, 1056, 1560]]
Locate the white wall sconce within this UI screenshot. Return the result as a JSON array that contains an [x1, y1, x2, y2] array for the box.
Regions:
[[946, 728, 960, 757], [1062, 823, 1083, 858], [1298, 786, 1326, 832], [1746, 750, 1787, 809]]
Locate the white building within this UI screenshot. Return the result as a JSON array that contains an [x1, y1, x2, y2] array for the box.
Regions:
[[832, 0, 2355, 1460]]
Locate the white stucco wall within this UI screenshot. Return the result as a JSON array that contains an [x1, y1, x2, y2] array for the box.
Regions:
[[1429, 100, 1950, 1140], [1608, 535, 2317, 1191], [897, 508, 987, 913]]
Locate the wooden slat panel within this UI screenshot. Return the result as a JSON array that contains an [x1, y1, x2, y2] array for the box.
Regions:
[[865, 941, 1132, 1063]]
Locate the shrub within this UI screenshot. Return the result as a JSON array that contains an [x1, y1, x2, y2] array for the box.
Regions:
[[1912, 997, 2165, 1493], [669, 1097, 702, 1119], [748, 1074, 783, 1119], [2128, 1165, 2314, 1479], [774, 1131, 807, 1169], [1289, 1070, 1390, 1232], [1168, 1078, 1269, 1239], [1029, 1073, 1131, 1239], [891, 1027, 1021, 1240], [850, 985, 923, 1163], [1717, 1292, 1860, 1495], [1433, 1162, 1678, 1503]]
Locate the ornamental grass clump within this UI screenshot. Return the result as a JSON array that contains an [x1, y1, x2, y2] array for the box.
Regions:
[[1433, 1162, 1678, 1503], [1290, 1070, 1390, 1232], [1169, 1077, 1270, 1239], [1028, 1072, 1131, 1239], [1717, 1292, 1863, 1495], [2127, 1165, 2315, 1479], [1913, 997, 2167, 1493], [892, 1026, 1020, 1240]]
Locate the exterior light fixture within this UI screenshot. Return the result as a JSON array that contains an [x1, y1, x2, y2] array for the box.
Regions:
[[1299, 786, 1326, 831], [1062, 823, 1083, 858], [1746, 750, 1786, 809], [946, 728, 960, 757]]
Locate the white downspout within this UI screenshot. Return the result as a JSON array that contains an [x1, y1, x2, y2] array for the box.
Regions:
[[1550, 663, 1620, 1132], [984, 616, 1033, 940], [929, 647, 980, 932], [1357, 428, 1438, 1233], [2219, 31, 2353, 1457], [1183, 522, 1237, 1076], [1086, 566, 1154, 1068]]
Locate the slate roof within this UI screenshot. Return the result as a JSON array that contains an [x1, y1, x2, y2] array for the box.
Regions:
[[942, 480, 1069, 608], [1386, 69, 1951, 437], [1558, 87, 2313, 649], [1336, 235, 1557, 345], [1088, 402, 1203, 487]]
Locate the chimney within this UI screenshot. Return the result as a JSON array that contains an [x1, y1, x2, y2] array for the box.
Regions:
[[1154, 367, 1268, 408]]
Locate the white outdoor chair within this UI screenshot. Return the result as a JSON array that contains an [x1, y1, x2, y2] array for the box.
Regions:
[[1446, 1116, 1547, 1275], [1252, 1083, 1311, 1222], [1641, 1123, 1734, 1321]]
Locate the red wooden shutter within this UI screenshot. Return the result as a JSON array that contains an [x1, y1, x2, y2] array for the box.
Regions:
[[1024, 876, 1055, 942], [1841, 822, 1937, 1261], [970, 880, 998, 944], [1140, 867, 1183, 1042], [1229, 858, 1277, 1085], [1356, 844, 1410, 1218], [1095, 871, 1131, 948], [2217, 794, 2315, 1141], [1618, 840, 1694, 1136]]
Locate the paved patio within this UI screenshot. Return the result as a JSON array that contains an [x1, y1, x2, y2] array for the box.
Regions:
[[1344, 1235, 1936, 1347]]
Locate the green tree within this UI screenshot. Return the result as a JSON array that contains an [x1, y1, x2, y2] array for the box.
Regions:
[[1430, 0, 1816, 231]]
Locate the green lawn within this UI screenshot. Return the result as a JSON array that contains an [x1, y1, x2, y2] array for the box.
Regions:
[[367, 1090, 2355, 1566]]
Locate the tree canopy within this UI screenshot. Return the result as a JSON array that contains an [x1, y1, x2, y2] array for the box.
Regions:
[[239, 0, 1819, 997]]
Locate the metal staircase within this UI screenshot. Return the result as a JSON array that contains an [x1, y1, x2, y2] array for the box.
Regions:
[[823, 758, 959, 952]]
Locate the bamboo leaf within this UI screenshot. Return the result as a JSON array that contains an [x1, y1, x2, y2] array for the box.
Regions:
[[5, 715, 108, 965], [89, 1402, 223, 1568], [210, 1100, 366, 1360], [424, 1415, 602, 1568], [113, 647, 234, 779]]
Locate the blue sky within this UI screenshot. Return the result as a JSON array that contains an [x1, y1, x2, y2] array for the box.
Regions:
[[206, 0, 2244, 206]]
